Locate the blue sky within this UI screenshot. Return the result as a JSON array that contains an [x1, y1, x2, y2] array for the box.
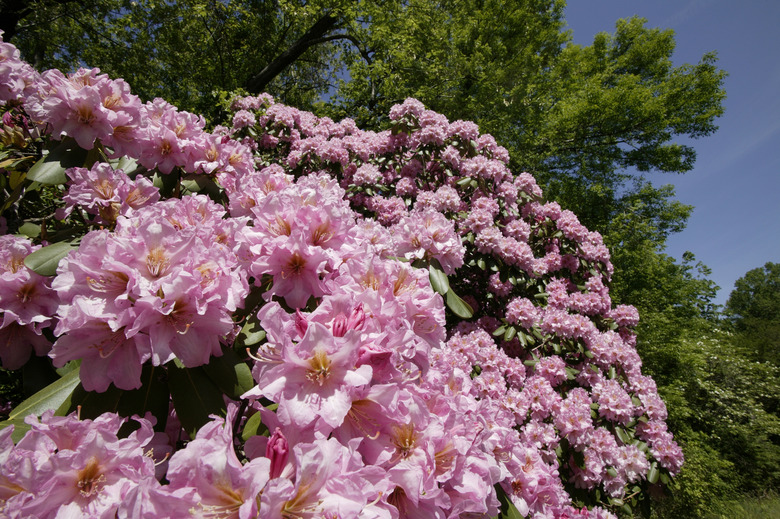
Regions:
[[564, 1, 780, 307]]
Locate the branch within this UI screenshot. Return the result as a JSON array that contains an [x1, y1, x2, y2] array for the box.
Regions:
[[1, 0, 77, 40], [246, 13, 343, 94], [311, 33, 372, 66]]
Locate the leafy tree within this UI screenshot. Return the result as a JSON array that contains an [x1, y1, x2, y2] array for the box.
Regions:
[[7, 0, 360, 118], [647, 329, 780, 518], [324, 7, 727, 347], [725, 262, 780, 365]]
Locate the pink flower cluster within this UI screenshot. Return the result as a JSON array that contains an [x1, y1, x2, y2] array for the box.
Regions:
[[226, 92, 684, 504], [50, 194, 249, 391], [0, 33, 38, 105], [0, 411, 173, 518], [14, 60, 255, 178], [0, 236, 58, 369], [0, 33, 682, 518], [58, 162, 160, 225]]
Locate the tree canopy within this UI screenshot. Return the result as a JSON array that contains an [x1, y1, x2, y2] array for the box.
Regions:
[[5, 2, 726, 296], [725, 262, 780, 364]]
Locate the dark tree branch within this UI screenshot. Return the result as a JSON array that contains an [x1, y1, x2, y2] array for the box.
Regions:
[[310, 33, 373, 66], [1, 0, 36, 40], [246, 13, 342, 94], [1, 0, 77, 40]]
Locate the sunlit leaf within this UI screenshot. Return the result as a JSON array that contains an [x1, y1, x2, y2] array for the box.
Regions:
[[428, 258, 449, 295], [0, 369, 81, 441], [491, 484, 523, 519], [26, 138, 87, 185], [446, 289, 473, 319], [24, 242, 75, 276], [202, 349, 254, 400]]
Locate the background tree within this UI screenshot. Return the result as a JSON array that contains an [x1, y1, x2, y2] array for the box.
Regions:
[[7, 0, 361, 119], [724, 262, 780, 365], [645, 328, 780, 518]]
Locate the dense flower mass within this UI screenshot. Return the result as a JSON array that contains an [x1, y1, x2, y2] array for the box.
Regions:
[[0, 33, 682, 518]]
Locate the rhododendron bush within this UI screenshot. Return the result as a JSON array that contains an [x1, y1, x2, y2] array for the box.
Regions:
[[0, 34, 682, 518]]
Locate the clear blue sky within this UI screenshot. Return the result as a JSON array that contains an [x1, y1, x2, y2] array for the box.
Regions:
[[564, 1, 780, 307]]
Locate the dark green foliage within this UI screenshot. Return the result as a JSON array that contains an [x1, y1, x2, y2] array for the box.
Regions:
[[644, 330, 780, 518], [10, 0, 352, 119], [725, 262, 780, 365]]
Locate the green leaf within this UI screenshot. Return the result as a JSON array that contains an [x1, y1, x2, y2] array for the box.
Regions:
[[60, 365, 170, 432], [17, 222, 41, 238], [55, 359, 81, 377], [446, 289, 473, 319], [112, 156, 139, 174], [492, 484, 523, 519], [504, 326, 517, 342], [0, 418, 31, 443], [614, 426, 631, 444], [23, 242, 75, 276], [0, 369, 81, 441], [241, 411, 264, 442], [647, 462, 659, 484], [168, 363, 227, 437], [26, 138, 88, 185], [236, 318, 266, 348], [493, 325, 507, 337], [428, 258, 449, 295], [201, 349, 254, 400]]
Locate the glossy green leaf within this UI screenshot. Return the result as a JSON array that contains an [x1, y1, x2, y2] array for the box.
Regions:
[[0, 368, 81, 441], [241, 411, 264, 442], [615, 426, 631, 444], [493, 325, 507, 337], [647, 462, 659, 484], [492, 484, 523, 519], [24, 242, 75, 276], [446, 289, 473, 319], [168, 363, 227, 437], [17, 222, 41, 238], [202, 348, 254, 400], [26, 138, 87, 185], [428, 258, 449, 295], [504, 326, 517, 342], [112, 156, 139, 174], [236, 317, 266, 348], [0, 418, 32, 443]]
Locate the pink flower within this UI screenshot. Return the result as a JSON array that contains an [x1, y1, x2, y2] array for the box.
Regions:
[[6, 411, 162, 519], [253, 242, 329, 309], [165, 408, 271, 518], [391, 209, 465, 274], [244, 320, 372, 432], [0, 236, 58, 369], [59, 162, 159, 224]]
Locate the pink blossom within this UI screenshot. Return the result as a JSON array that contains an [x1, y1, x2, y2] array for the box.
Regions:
[[0, 236, 58, 369], [244, 320, 372, 431]]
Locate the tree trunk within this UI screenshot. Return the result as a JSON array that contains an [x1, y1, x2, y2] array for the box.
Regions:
[[245, 13, 341, 94]]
